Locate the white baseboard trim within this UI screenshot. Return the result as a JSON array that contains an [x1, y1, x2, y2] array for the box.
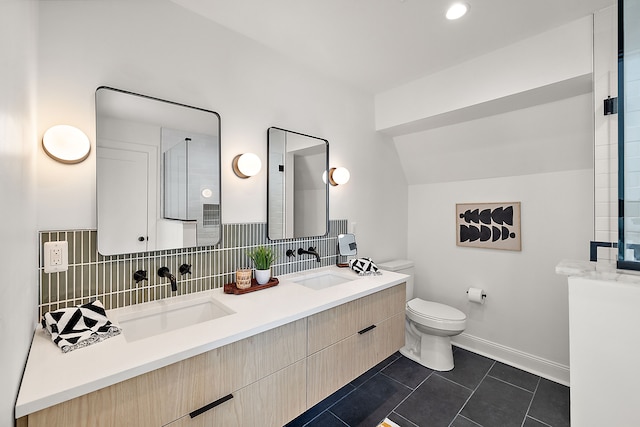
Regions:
[[452, 333, 570, 386]]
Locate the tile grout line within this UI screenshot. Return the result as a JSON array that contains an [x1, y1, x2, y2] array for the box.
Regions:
[[325, 411, 350, 427], [457, 414, 483, 426], [309, 354, 402, 427], [520, 376, 543, 427], [387, 411, 419, 427], [486, 374, 537, 394], [447, 359, 497, 427], [384, 370, 436, 425]]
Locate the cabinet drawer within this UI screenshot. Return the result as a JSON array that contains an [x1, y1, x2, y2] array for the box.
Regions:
[[308, 283, 405, 354], [26, 319, 307, 427], [307, 311, 405, 407], [166, 360, 307, 427]]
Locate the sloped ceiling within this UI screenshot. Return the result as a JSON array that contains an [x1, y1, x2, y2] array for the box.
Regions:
[[170, 0, 609, 185], [394, 93, 594, 184], [172, 0, 614, 94]]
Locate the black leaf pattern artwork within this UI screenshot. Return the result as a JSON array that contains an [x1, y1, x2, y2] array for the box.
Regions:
[[456, 202, 521, 251]]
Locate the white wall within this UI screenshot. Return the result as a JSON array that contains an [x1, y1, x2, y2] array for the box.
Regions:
[[375, 16, 594, 134], [375, 16, 593, 132], [389, 16, 597, 383], [394, 93, 594, 185], [408, 168, 593, 383], [0, 2, 39, 425], [36, 0, 408, 261]]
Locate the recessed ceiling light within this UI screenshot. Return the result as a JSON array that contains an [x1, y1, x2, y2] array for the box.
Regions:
[[446, 2, 469, 20]]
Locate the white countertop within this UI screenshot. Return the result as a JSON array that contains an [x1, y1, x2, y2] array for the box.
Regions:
[[16, 266, 408, 418], [556, 259, 640, 284]]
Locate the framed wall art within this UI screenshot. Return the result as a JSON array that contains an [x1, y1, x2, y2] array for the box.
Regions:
[[456, 202, 521, 251]]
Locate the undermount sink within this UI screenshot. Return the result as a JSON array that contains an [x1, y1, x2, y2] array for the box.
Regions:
[[292, 271, 357, 290], [113, 297, 234, 342]]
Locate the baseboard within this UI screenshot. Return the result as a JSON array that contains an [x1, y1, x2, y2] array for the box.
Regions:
[[452, 333, 570, 386]]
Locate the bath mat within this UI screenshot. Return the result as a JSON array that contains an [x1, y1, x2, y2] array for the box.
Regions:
[[377, 418, 401, 427]]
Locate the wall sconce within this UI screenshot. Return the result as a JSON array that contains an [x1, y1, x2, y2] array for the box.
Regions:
[[328, 167, 350, 186], [232, 153, 262, 178], [42, 125, 91, 164]]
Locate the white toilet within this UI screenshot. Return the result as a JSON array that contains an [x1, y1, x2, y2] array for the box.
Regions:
[[378, 260, 466, 371]]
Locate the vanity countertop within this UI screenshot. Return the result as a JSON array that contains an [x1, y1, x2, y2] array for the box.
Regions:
[[556, 259, 640, 284], [15, 266, 408, 418]]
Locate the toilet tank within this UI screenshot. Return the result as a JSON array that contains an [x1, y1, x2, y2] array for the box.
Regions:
[[377, 259, 414, 301]]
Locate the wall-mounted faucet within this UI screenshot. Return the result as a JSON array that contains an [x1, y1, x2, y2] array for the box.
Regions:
[[298, 247, 320, 262], [158, 267, 177, 292]]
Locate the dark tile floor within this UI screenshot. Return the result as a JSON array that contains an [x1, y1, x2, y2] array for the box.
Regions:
[[285, 347, 570, 427]]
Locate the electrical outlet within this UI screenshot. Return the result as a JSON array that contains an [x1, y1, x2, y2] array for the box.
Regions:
[[44, 241, 68, 273]]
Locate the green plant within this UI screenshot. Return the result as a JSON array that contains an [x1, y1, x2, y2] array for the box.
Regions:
[[246, 246, 276, 270]]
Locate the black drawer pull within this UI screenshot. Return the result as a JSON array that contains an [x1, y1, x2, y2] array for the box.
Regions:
[[358, 324, 377, 335], [189, 393, 234, 418]]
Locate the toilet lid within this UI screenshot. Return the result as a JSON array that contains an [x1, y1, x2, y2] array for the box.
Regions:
[[407, 298, 466, 321]]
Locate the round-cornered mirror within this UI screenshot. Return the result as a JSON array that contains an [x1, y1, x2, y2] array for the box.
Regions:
[[267, 127, 329, 240], [96, 87, 221, 255]]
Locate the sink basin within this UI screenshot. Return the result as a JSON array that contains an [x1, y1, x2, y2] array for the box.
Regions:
[[114, 297, 234, 342], [292, 271, 356, 290]]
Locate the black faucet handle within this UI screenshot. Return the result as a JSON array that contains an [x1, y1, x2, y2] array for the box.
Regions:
[[179, 264, 192, 275], [286, 249, 296, 258], [308, 246, 317, 252], [133, 270, 148, 283]]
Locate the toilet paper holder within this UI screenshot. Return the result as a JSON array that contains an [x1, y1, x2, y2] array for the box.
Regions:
[[466, 289, 487, 299]]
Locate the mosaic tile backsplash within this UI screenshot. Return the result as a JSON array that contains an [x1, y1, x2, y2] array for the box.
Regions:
[[39, 220, 348, 316]]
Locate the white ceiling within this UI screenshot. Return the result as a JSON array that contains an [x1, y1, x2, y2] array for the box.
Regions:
[[171, 0, 614, 94]]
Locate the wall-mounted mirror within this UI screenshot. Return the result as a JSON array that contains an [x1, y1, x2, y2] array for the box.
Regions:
[[338, 233, 358, 256], [267, 127, 329, 240], [96, 87, 221, 255], [336, 233, 357, 267]]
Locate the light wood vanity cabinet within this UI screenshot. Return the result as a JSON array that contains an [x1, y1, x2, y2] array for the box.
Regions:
[[307, 283, 406, 407], [21, 283, 406, 427], [25, 319, 307, 427], [165, 360, 306, 427]]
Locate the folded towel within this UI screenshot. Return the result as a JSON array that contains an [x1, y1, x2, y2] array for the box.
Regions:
[[41, 300, 121, 353], [349, 257, 382, 276]]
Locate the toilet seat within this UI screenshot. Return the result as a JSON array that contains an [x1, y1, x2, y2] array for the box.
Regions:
[[406, 298, 466, 332]]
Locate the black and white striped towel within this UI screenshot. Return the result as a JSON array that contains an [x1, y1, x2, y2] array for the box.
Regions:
[[349, 257, 382, 276], [41, 300, 121, 353]]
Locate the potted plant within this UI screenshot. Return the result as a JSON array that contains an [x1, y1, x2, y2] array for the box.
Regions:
[[247, 246, 276, 285]]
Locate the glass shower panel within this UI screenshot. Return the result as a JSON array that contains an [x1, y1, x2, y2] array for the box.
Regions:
[[619, 0, 640, 268]]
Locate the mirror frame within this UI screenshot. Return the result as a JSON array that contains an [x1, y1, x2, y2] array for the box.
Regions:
[[267, 126, 329, 241], [95, 86, 222, 255], [617, 0, 640, 270]]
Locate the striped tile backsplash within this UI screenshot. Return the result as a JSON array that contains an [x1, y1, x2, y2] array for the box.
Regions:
[[39, 220, 348, 316]]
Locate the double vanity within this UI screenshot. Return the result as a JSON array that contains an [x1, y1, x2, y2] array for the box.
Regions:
[[17, 267, 407, 427]]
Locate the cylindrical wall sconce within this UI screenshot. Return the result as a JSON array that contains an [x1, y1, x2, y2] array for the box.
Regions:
[[42, 125, 91, 164], [233, 153, 262, 178], [328, 167, 350, 186]]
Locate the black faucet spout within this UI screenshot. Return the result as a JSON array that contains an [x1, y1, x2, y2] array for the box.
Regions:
[[298, 247, 320, 262], [158, 267, 177, 291]]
